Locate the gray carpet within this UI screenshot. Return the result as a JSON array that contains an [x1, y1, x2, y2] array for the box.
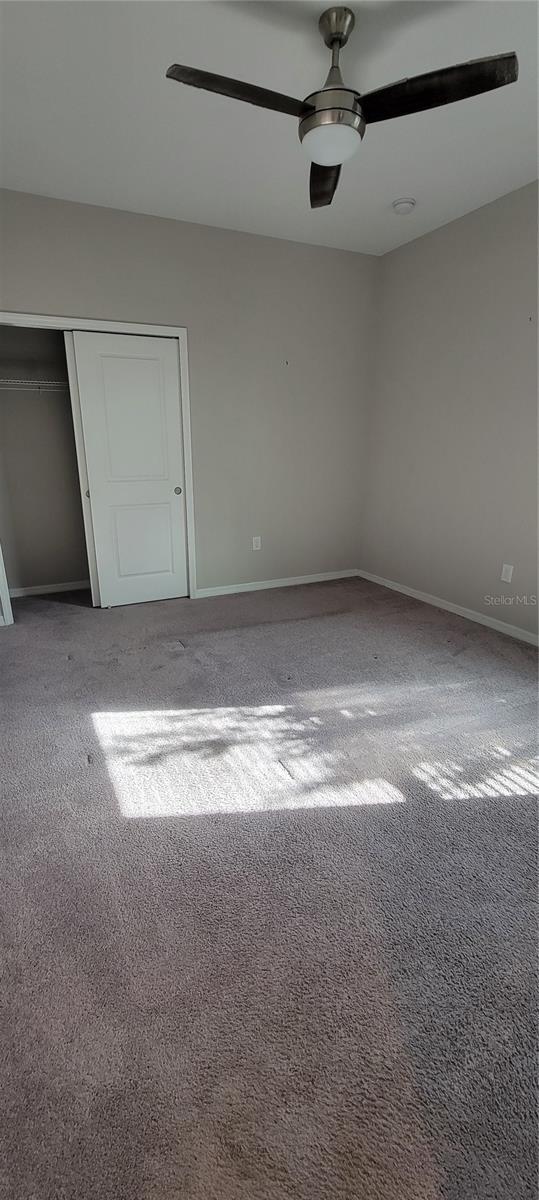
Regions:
[[1, 578, 537, 1200]]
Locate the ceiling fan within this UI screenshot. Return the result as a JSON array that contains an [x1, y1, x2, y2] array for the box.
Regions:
[[166, 6, 518, 210]]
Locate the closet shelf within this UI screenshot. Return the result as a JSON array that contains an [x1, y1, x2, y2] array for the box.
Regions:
[[0, 378, 68, 391]]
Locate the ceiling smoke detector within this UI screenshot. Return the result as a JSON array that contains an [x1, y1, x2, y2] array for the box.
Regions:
[[392, 198, 417, 215]]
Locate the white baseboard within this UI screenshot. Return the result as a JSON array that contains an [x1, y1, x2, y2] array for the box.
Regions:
[[194, 570, 360, 599], [356, 569, 538, 647], [9, 579, 90, 598], [9, 569, 535, 646]]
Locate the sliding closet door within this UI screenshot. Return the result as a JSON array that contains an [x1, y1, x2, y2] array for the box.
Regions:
[[72, 332, 188, 607]]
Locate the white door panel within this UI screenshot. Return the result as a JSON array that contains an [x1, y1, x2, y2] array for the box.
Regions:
[[72, 332, 188, 607], [0, 540, 13, 626], [113, 504, 173, 577]]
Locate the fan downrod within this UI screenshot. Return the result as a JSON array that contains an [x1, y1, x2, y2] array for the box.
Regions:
[[318, 7, 355, 50]]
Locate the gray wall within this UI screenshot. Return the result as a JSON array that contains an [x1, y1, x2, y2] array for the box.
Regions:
[[0, 328, 89, 589], [0, 189, 377, 590], [361, 183, 538, 636]]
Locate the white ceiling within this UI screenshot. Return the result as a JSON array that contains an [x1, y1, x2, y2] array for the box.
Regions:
[[0, 1, 536, 255]]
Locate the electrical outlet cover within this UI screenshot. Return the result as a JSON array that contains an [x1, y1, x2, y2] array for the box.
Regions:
[[501, 563, 514, 583]]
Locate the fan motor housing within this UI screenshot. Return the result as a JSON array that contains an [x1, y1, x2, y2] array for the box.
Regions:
[[299, 88, 365, 146]]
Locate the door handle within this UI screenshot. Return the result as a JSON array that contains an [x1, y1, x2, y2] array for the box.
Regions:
[[174, 486, 182, 495]]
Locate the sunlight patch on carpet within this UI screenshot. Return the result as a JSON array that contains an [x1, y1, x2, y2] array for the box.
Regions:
[[413, 752, 539, 799], [92, 707, 405, 818]]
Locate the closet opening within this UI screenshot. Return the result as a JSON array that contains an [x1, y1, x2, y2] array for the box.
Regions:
[[0, 324, 91, 611], [0, 311, 194, 626]]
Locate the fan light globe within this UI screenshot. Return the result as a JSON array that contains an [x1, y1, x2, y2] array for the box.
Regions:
[[301, 122, 361, 166]]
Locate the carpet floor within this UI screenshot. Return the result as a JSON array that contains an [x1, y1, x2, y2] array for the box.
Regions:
[[1, 578, 537, 1200]]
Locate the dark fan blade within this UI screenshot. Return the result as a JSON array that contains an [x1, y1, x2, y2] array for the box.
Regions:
[[310, 163, 342, 209], [166, 64, 308, 118], [360, 52, 518, 124]]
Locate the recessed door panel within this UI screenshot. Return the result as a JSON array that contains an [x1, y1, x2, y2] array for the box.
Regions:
[[72, 332, 188, 606], [102, 356, 167, 480], [114, 504, 173, 578]]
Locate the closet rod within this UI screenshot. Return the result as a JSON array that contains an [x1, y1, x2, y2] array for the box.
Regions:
[[0, 378, 69, 392]]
